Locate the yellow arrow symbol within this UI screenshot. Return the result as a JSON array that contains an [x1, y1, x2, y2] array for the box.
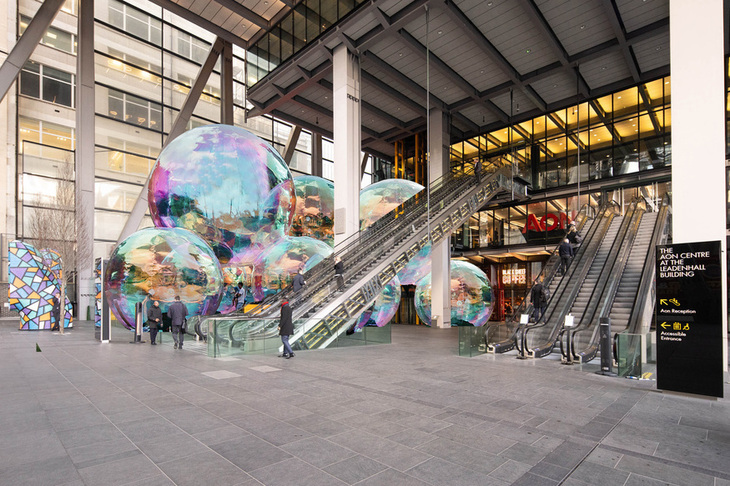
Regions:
[[660, 299, 668, 305], [660, 322, 670, 329]]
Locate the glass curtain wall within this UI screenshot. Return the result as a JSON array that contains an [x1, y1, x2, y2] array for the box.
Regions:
[[247, 0, 366, 86], [16, 0, 334, 261], [451, 77, 671, 192]]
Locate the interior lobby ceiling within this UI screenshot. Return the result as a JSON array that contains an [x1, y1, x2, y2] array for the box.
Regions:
[[148, 0, 670, 160]]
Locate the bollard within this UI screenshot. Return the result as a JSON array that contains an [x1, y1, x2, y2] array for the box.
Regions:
[[596, 317, 617, 376]]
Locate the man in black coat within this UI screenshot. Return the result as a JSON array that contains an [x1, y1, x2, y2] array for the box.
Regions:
[[51, 295, 61, 331], [147, 300, 162, 345], [558, 238, 574, 276], [530, 278, 547, 322], [292, 268, 306, 292], [334, 256, 344, 290], [168, 296, 187, 350], [278, 301, 294, 359]]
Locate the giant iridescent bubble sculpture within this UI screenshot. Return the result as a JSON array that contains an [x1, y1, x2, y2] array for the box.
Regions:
[[252, 236, 333, 299], [291, 176, 334, 247], [397, 242, 431, 286], [148, 124, 295, 260], [354, 275, 401, 330], [105, 227, 223, 329], [414, 260, 492, 326], [360, 179, 424, 230]]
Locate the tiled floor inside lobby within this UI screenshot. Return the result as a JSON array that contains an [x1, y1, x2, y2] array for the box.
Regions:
[[1, 319, 729, 486]]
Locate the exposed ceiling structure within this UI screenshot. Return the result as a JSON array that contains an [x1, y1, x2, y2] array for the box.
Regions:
[[150, 0, 671, 160]]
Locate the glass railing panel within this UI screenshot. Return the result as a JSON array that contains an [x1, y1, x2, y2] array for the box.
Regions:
[[458, 325, 489, 357], [616, 332, 656, 379], [206, 317, 390, 357]]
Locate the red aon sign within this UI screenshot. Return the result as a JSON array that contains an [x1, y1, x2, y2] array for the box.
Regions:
[[522, 212, 573, 233]]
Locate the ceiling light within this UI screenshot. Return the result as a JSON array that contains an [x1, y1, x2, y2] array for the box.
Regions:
[[656, 46, 661, 51], [617, 96, 621, 99], [601, 66, 607, 71], [437, 30, 443, 35], [580, 25, 586, 30], [399, 52, 403, 56], [487, 1, 493, 5], [525, 48, 531, 53], [553, 84, 558, 88]]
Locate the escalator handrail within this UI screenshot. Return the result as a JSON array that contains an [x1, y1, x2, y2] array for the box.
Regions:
[[569, 197, 648, 361], [516, 203, 615, 354], [239, 166, 471, 318], [487, 203, 594, 353], [625, 194, 672, 334], [525, 202, 621, 357]]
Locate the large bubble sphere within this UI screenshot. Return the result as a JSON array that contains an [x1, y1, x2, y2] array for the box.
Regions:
[[148, 124, 295, 255], [360, 179, 424, 230], [414, 260, 492, 326], [291, 176, 334, 247], [397, 242, 431, 285], [105, 227, 223, 329], [354, 275, 401, 330], [252, 236, 333, 299]]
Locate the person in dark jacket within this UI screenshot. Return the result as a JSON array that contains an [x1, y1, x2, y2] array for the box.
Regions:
[[566, 223, 581, 247], [51, 295, 61, 331], [558, 238, 574, 275], [530, 277, 547, 322], [334, 256, 344, 290], [278, 301, 294, 359], [147, 300, 162, 345], [292, 268, 306, 292], [168, 296, 187, 350]]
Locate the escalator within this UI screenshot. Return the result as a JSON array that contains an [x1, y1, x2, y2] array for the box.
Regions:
[[519, 202, 621, 357], [565, 196, 671, 364], [487, 203, 597, 353], [200, 167, 528, 350], [558, 198, 647, 362]]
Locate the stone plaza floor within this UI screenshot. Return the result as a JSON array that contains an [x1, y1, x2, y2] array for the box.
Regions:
[[1, 318, 729, 486]]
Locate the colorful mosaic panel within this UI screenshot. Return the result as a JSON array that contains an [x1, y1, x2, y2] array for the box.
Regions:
[[95, 258, 102, 327], [8, 241, 73, 330]]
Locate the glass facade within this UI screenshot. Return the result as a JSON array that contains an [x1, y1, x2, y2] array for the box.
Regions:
[[14, 0, 335, 262], [451, 78, 672, 191], [247, 0, 367, 86]]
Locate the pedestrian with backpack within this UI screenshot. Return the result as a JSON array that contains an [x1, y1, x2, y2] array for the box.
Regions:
[[530, 276, 548, 322]]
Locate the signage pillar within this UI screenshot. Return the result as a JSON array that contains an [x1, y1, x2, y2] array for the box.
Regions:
[[656, 241, 723, 397]]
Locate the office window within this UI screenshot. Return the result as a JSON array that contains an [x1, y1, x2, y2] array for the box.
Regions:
[[108, 0, 162, 45], [108, 88, 161, 130], [20, 61, 74, 107], [174, 30, 210, 64], [19, 15, 76, 54]]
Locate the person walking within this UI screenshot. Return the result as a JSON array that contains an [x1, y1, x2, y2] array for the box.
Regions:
[[147, 300, 162, 345], [232, 282, 245, 310], [566, 223, 581, 247], [51, 295, 61, 331], [278, 300, 294, 359], [334, 256, 344, 290], [292, 267, 306, 292], [168, 296, 187, 350], [558, 238, 574, 276], [530, 277, 548, 322], [474, 159, 482, 183]]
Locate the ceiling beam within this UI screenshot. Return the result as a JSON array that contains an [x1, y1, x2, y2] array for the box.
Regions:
[[355, 0, 431, 53], [516, 0, 590, 97], [602, 0, 641, 82], [248, 58, 331, 117], [361, 51, 447, 111], [361, 70, 425, 114], [147, 0, 247, 49], [210, 0, 268, 29]]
